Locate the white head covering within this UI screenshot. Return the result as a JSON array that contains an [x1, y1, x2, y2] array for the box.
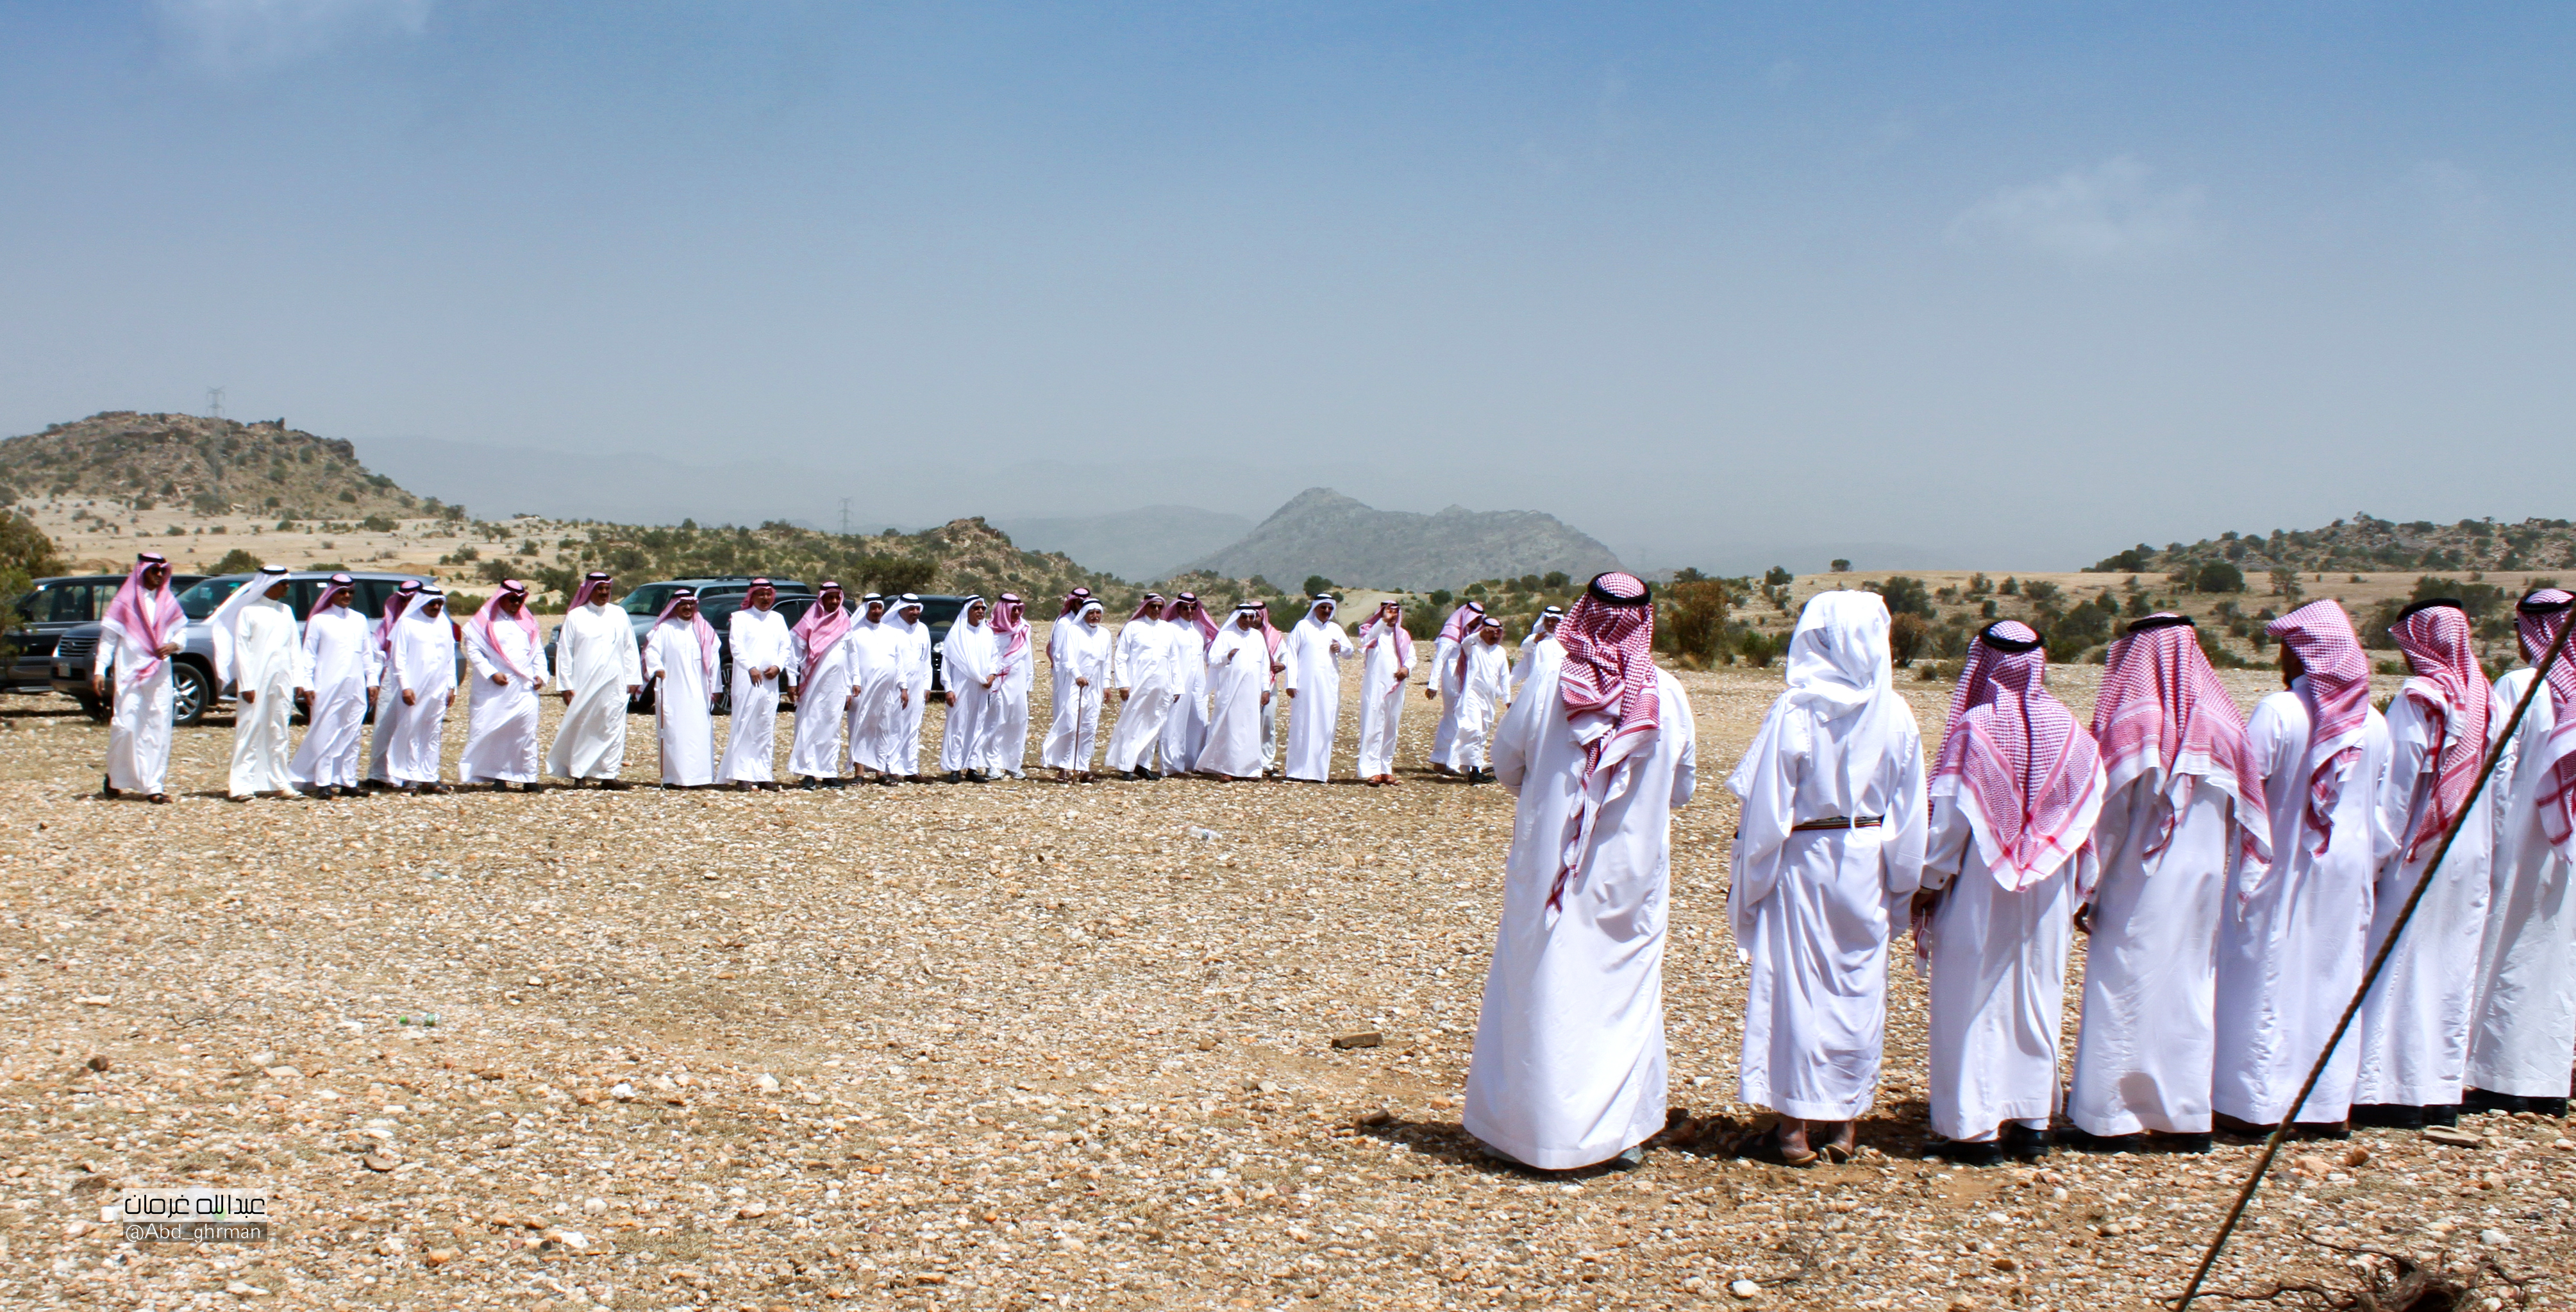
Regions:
[[208, 564, 292, 686], [1781, 590, 1893, 718]]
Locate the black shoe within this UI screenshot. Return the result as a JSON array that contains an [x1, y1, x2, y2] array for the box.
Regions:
[[2293, 1120, 2351, 1140], [2463, 1088, 2522, 1115], [522, 782, 544, 793], [2532, 1097, 2570, 1118], [1129, 768, 1149, 781], [2423, 1104, 2460, 1127], [2061, 1127, 2141, 1154], [2351, 1104, 2423, 1130], [2153, 1132, 2214, 1155], [1926, 1137, 2003, 1167], [2003, 1124, 2052, 1162]]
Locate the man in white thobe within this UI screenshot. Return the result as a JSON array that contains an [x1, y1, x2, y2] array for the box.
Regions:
[[290, 573, 380, 798], [1353, 601, 1412, 786], [983, 593, 1036, 778], [719, 580, 792, 789], [1158, 593, 1214, 775], [2354, 599, 2504, 1128], [2464, 589, 2575, 1117], [211, 566, 305, 801], [887, 595, 935, 780], [94, 553, 185, 802], [547, 572, 644, 788], [644, 588, 719, 787], [2066, 614, 2271, 1151], [1278, 596, 1351, 782], [1042, 600, 1112, 780], [2216, 600, 2395, 1132], [1512, 606, 1564, 702], [1464, 573, 1696, 1170], [1427, 601, 1485, 774], [1198, 604, 1274, 780], [1046, 587, 1095, 739], [842, 596, 910, 783], [787, 584, 855, 786], [939, 596, 998, 782], [1255, 601, 1285, 775], [460, 580, 551, 791], [1452, 617, 1513, 784], [1106, 595, 1178, 778], [1727, 591, 1926, 1165], [382, 589, 458, 793], [362, 579, 422, 788], [1917, 621, 2107, 1164]]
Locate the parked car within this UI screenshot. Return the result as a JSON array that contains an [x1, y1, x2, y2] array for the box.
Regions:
[[6, 573, 206, 693], [49, 570, 437, 726]]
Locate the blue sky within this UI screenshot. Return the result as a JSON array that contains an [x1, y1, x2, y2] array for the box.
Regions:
[[4, 3, 2570, 572]]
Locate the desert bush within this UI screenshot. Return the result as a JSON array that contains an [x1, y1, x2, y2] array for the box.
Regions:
[[361, 514, 397, 532], [1657, 580, 1732, 664], [1737, 629, 1780, 668], [210, 548, 262, 575], [1888, 612, 1930, 667], [1870, 575, 1936, 618]]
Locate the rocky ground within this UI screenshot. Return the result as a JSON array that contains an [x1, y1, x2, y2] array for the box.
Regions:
[[2, 645, 2568, 1311]]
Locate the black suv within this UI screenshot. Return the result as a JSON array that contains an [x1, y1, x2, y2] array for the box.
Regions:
[[6, 573, 207, 698]]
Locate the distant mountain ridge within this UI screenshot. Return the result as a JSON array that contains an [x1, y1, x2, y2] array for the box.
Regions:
[[992, 505, 1255, 583], [0, 412, 431, 517], [1184, 488, 1623, 592], [2087, 512, 2576, 576]]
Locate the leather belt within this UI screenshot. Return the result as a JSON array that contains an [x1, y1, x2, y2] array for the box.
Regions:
[[1789, 815, 1884, 832]]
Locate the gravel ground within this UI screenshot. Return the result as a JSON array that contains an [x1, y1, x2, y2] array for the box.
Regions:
[[3, 634, 2568, 1311]]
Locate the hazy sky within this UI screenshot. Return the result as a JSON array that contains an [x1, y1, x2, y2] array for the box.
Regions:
[[4, 3, 2570, 573]]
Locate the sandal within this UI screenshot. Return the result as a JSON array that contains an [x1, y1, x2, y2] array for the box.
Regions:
[[1739, 1126, 1818, 1168]]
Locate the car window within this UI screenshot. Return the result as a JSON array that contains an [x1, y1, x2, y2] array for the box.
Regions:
[[177, 578, 242, 620], [40, 582, 100, 624], [698, 598, 744, 627], [918, 598, 967, 627], [351, 579, 400, 618], [287, 580, 322, 616], [773, 596, 815, 625]]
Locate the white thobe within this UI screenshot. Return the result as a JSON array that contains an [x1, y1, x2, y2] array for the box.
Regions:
[[984, 632, 1035, 777], [2354, 685, 2504, 1108], [788, 616, 852, 780], [1463, 666, 1698, 1170], [2214, 684, 2394, 1125], [1278, 618, 1351, 782], [1511, 630, 1559, 702], [98, 617, 177, 795], [290, 608, 379, 790], [546, 602, 642, 782], [1430, 635, 1463, 766], [1160, 626, 1210, 775], [381, 614, 458, 785], [842, 623, 910, 774], [644, 623, 717, 786], [226, 603, 305, 797], [2068, 782, 2241, 1136], [1105, 619, 1176, 773], [1451, 640, 1512, 773], [2466, 668, 2575, 1099], [1199, 626, 1271, 778], [364, 618, 406, 784], [719, 607, 792, 784], [1041, 619, 1113, 771], [1353, 631, 1409, 777], [939, 619, 997, 774], [1921, 755, 2106, 1143], [460, 621, 550, 784], [891, 617, 933, 775], [1727, 692, 1927, 1122]]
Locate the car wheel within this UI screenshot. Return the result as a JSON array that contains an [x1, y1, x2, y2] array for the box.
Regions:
[[170, 662, 212, 727]]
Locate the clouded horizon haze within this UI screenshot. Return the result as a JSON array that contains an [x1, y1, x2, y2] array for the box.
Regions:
[[4, 3, 2570, 574]]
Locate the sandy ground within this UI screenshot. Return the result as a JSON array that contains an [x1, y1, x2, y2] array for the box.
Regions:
[[2, 634, 2568, 1312]]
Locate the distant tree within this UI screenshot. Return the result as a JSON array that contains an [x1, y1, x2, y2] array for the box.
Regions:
[[360, 514, 397, 532], [210, 548, 262, 575], [1657, 580, 1732, 664], [1887, 612, 1931, 667], [1303, 575, 1333, 598], [1543, 571, 1569, 588], [2192, 561, 2247, 594], [1736, 629, 1781, 668], [2022, 580, 2061, 606], [2000, 576, 2020, 596], [1869, 575, 1936, 619], [2089, 548, 2150, 573], [1763, 566, 1793, 588], [1427, 589, 1453, 609], [1828, 559, 1851, 573], [2268, 568, 2303, 603], [1, 512, 70, 620], [1966, 572, 1992, 596]]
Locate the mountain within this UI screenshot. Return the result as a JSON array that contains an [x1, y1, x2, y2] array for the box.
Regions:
[[2085, 512, 2576, 577], [0, 412, 433, 517], [991, 505, 1255, 583], [1183, 488, 1623, 593]]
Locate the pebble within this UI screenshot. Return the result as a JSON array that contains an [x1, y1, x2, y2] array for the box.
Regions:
[[1728, 1278, 1761, 1299]]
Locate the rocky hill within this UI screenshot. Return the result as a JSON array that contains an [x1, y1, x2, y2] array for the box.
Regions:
[[1183, 488, 1622, 593], [2087, 512, 2576, 578], [524, 516, 1127, 610], [0, 412, 439, 519]]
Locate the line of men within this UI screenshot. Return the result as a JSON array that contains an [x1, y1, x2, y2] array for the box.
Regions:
[[89, 558, 1571, 800]]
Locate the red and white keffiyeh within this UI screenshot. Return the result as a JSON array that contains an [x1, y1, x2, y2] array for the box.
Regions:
[[1548, 573, 1661, 911], [792, 582, 851, 659], [1058, 587, 1093, 618], [1358, 603, 1413, 665], [1129, 593, 1166, 623], [306, 572, 355, 621], [1250, 601, 1285, 663], [470, 581, 542, 684], [569, 572, 614, 610], [1174, 593, 1219, 648], [2088, 616, 2271, 880], [2265, 600, 2375, 855], [992, 593, 1031, 664], [1931, 621, 2105, 891], [100, 553, 184, 683], [1437, 601, 1486, 644], [374, 579, 424, 655], [2389, 600, 2494, 862], [2516, 590, 2576, 859], [653, 590, 719, 680]]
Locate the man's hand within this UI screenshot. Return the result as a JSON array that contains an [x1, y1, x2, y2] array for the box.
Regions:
[[2073, 904, 2094, 936], [625, 684, 642, 696], [401, 689, 418, 707], [560, 689, 575, 705], [90, 676, 106, 699], [1075, 676, 1089, 688], [940, 690, 953, 705], [1117, 687, 1130, 702], [367, 685, 380, 703], [1909, 887, 1945, 920], [899, 689, 910, 707], [240, 688, 255, 705], [155, 641, 181, 658], [1424, 687, 1439, 700], [491, 672, 510, 685], [1394, 667, 1409, 682], [1283, 687, 1296, 699]]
